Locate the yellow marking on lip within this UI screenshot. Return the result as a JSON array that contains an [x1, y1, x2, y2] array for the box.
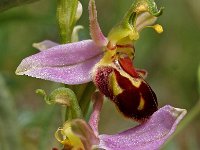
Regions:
[[118, 69, 142, 88], [138, 94, 145, 110], [109, 72, 123, 96]]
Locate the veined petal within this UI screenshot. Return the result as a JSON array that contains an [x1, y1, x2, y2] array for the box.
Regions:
[[99, 105, 187, 150], [16, 40, 103, 84], [89, 0, 108, 46]]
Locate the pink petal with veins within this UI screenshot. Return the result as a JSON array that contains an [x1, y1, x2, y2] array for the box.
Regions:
[[16, 40, 103, 84], [99, 105, 186, 150]]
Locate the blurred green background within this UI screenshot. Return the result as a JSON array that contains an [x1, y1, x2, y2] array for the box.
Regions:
[[0, 0, 200, 149]]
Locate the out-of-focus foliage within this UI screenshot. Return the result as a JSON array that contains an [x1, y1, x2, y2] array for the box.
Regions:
[[0, 0, 39, 12], [0, 74, 20, 150], [0, 0, 199, 149]]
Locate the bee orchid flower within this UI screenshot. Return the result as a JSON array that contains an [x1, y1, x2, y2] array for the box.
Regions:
[[16, 1, 187, 149], [15, 0, 187, 149], [54, 92, 187, 150], [16, 0, 165, 122]]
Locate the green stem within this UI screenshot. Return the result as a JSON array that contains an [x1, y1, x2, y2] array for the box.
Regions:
[[73, 83, 88, 102], [79, 82, 96, 118], [57, 0, 88, 122], [56, 0, 78, 43], [57, 0, 68, 44]]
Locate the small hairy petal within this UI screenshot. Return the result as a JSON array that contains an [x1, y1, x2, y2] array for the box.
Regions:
[[89, 0, 107, 46], [16, 40, 103, 84], [98, 105, 186, 150], [89, 91, 104, 136], [71, 119, 99, 150]]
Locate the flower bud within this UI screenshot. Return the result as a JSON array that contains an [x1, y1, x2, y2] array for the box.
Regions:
[[55, 121, 84, 150], [75, 1, 83, 21]]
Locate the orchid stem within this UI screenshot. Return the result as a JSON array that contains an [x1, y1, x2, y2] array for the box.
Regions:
[[56, 0, 87, 122], [56, 0, 93, 121], [56, 0, 78, 44], [57, 0, 68, 44]]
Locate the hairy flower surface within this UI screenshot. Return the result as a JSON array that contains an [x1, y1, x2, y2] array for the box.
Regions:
[[16, 0, 164, 122]]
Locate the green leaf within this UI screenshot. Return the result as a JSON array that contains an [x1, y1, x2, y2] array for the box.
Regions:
[[0, 0, 39, 12]]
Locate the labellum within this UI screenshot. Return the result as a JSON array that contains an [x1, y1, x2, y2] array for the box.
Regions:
[[93, 45, 158, 122]]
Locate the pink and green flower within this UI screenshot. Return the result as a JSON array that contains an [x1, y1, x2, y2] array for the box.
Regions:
[[16, 0, 186, 149]]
